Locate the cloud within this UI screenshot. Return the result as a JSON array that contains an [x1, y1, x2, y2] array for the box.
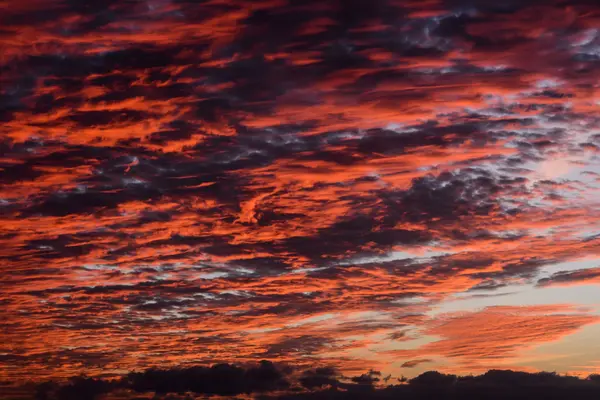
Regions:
[[537, 267, 600, 287], [401, 359, 433, 368], [387, 305, 600, 370], [125, 360, 290, 396], [3, 0, 600, 387], [299, 367, 339, 389], [28, 363, 600, 400]]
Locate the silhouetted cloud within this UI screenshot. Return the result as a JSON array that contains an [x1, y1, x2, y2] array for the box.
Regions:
[[125, 360, 290, 396], [29, 363, 600, 400], [537, 267, 600, 287], [401, 359, 432, 368]]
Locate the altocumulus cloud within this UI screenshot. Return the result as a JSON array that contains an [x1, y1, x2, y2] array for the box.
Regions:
[[3, 0, 600, 393]]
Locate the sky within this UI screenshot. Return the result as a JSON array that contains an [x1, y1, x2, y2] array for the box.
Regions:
[[3, 0, 600, 391]]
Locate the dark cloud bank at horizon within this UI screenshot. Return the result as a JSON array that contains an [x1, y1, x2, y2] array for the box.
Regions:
[[24, 361, 600, 400]]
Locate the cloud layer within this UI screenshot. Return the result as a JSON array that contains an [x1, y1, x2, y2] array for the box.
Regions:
[[3, 0, 600, 389]]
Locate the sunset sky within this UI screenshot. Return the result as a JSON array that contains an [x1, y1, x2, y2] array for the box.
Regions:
[[3, 0, 600, 391]]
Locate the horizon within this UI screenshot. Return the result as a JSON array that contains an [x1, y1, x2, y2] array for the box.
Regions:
[[13, 362, 600, 400]]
